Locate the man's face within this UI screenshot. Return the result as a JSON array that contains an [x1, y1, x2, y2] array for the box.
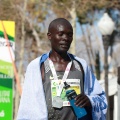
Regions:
[[48, 22, 73, 53]]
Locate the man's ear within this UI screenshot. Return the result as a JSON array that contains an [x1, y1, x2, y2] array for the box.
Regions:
[[47, 32, 51, 40]]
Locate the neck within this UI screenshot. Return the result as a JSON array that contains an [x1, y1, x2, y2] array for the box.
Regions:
[[49, 51, 70, 62]]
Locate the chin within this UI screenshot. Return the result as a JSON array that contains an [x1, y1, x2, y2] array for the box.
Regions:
[[61, 46, 70, 51], [54, 46, 70, 53], [58, 49, 69, 53]]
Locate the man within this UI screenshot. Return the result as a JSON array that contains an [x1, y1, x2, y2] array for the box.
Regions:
[[17, 18, 107, 120]]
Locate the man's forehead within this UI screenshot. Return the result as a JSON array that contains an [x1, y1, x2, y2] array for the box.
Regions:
[[51, 22, 72, 31], [57, 24, 64, 31]]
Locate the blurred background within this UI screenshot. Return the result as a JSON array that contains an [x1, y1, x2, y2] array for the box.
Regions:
[[0, 0, 120, 120]]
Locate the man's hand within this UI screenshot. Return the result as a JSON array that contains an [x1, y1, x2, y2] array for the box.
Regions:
[[75, 94, 91, 108]]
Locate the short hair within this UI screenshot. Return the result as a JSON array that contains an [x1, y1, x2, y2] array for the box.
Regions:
[[48, 18, 72, 32]]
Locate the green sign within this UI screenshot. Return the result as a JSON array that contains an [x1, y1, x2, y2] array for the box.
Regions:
[[0, 21, 15, 120]]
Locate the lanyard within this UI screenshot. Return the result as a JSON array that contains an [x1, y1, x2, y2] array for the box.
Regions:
[[48, 58, 72, 96]]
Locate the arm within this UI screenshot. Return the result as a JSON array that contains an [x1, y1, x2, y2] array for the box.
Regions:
[[17, 59, 48, 120], [75, 66, 107, 120]]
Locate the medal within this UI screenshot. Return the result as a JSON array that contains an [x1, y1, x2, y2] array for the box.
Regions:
[[48, 56, 72, 108], [49, 59, 72, 97], [52, 96, 63, 108]]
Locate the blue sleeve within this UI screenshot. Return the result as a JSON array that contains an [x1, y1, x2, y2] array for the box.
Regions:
[[85, 66, 108, 120]]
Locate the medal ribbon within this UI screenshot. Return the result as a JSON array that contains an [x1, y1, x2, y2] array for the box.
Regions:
[[48, 58, 72, 96]]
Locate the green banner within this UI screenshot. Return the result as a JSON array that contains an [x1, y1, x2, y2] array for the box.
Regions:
[[0, 21, 15, 120]]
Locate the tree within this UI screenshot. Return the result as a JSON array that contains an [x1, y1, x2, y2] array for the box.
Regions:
[[0, 0, 50, 119]]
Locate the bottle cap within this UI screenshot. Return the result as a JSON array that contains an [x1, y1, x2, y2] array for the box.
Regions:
[[64, 82, 70, 89]]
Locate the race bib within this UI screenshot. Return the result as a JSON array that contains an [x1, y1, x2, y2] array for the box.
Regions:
[[51, 79, 81, 106]]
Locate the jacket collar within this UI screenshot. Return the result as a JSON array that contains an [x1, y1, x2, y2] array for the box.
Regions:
[[40, 51, 75, 64]]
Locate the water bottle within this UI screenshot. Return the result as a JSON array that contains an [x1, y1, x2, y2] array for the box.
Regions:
[[64, 82, 87, 119]]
